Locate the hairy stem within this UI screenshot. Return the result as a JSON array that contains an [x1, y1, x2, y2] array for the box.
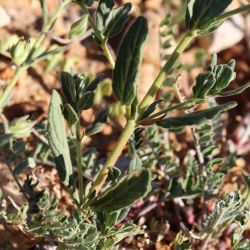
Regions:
[[78, 2, 115, 69], [138, 30, 197, 116], [76, 120, 84, 204], [92, 120, 136, 193]]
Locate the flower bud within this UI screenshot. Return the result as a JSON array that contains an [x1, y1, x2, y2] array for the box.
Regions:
[[9, 115, 35, 139], [69, 14, 89, 40], [10, 39, 30, 66]]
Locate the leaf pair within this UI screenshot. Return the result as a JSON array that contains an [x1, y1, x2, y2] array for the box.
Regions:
[[185, 0, 233, 34], [96, 0, 132, 41], [113, 16, 148, 106]]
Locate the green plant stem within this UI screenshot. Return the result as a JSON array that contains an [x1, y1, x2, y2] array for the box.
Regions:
[[101, 43, 115, 69], [0, 66, 26, 110], [92, 120, 136, 193], [76, 120, 84, 204], [138, 30, 197, 116], [78, 2, 115, 69]]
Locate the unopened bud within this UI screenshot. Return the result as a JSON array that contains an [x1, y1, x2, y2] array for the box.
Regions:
[[10, 39, 30, 66], [69, 14, 89, 40], [9, 115, 35, 139]]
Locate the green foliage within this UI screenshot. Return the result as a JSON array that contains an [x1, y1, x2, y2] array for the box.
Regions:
[[112, 16, 148, 106], [48, 90, 73, 186], [1, 0, 250, 249]]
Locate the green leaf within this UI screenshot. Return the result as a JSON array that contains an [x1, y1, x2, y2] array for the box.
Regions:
[[48, 90, 73, 186], [202, 145, 217, 157], [63, 103, 79, 127], [218, 82, 250, 97], [77, 91, 95, 112], [85, 74, 104, 92], [89, 169, 151, 212], [112, 16, 148, 106], [69, 14, 89, 40], [96, 0, 114, 33], [85, 109, 108, 136], [156, 102, 237, 129], [185, 0, 232, 33], [193, 72, 215, 98]]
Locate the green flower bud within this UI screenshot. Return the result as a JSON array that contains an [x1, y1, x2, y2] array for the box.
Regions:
[[69, 14, 89, 40], [9, 115, 35, 139], [10, 39, 30, 66]]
